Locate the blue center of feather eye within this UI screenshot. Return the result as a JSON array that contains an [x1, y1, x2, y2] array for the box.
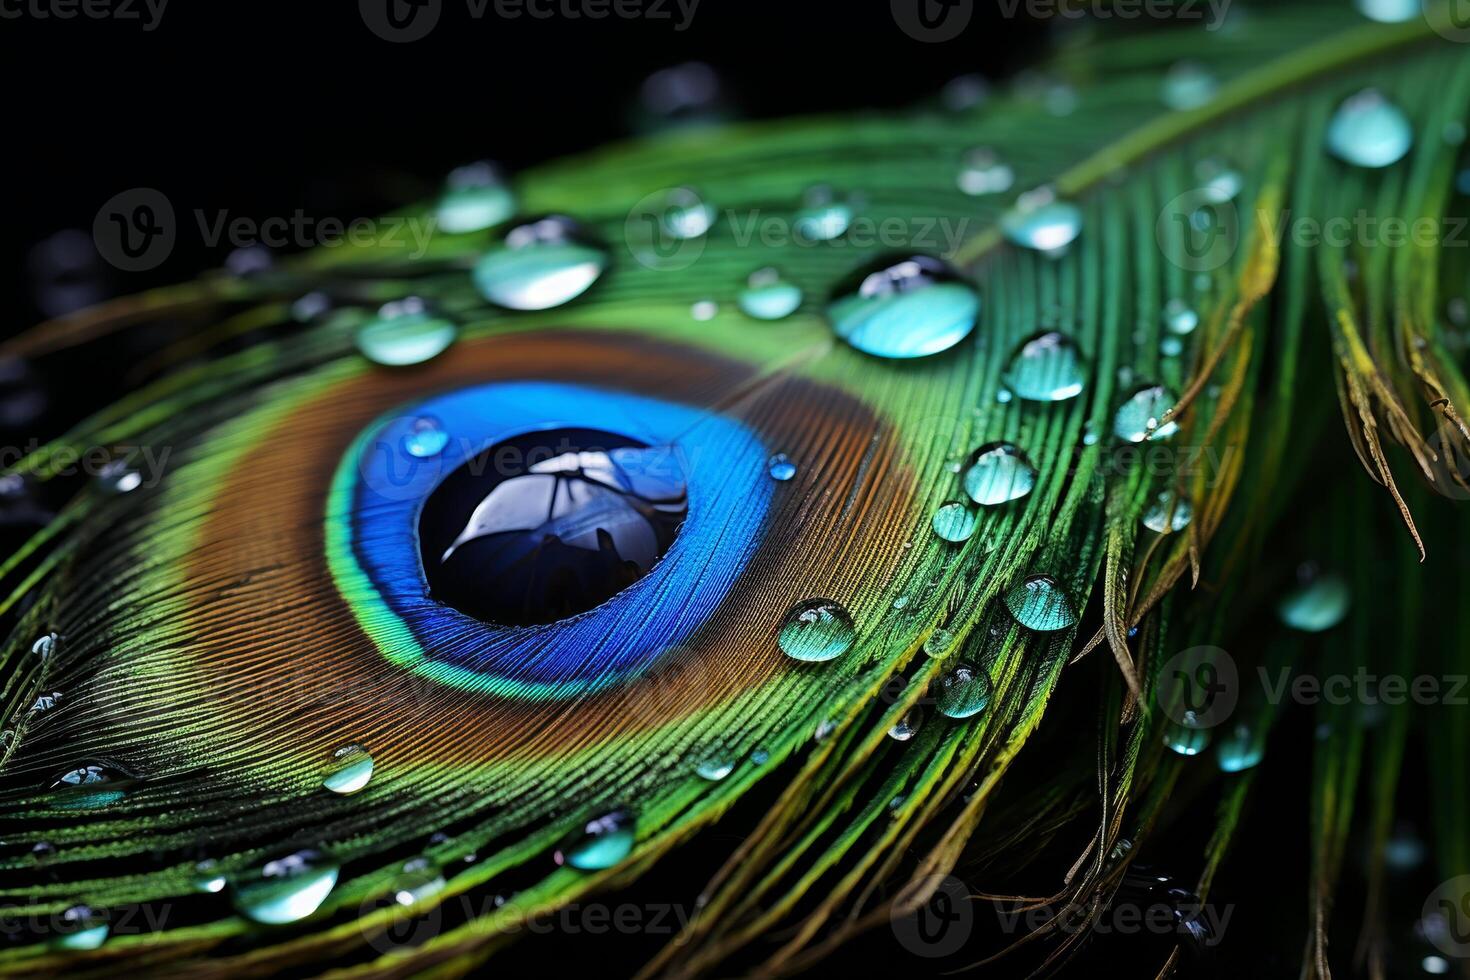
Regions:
[[328, 381, 772, 698]]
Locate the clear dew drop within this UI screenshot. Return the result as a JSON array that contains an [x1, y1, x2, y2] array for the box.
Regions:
[[1195, 158, 1244, 204], [963, 442, 1037, 506], [402, 417, 449, 459], [1163, 299, 1199, 335], [738, 268, 803, 321], [826, 254, 979, 359], [888, 706, 924, 741], [766, 453, 797, 482], [1216, 722, 1264, 773], [690, 299, 719, 321], [749, 748, 771, 765], [936, 664, 993, 719], [695, 758, 735, 781], [1004, 575, 1079, 632], [231, 848, 341, 925], [1326, 89, 1414, 169], [1162, 60, 1218, 110], [47, 764, 130, 809], [473, 215, 608, 311], [555, 809, 636, 871], [778, 599, 856, 662], [1003, 331, 1087, 402], [1142, 491, 1193, 533], [435, 161, 516, 235], [1114, 385, 1181, 443], [322, 744, 374, 795], [1160, 336, 1184, 358], [393, 856, 446, 907], [355, 297, 459, 367], [98, 458, 143, 494], [794, 185, 853, 242], [1355, 0, 1419, 22], [957, 147, 1016, 196], [1277, 565, 1350, 632], [814, 718, 838, 742], [1000, 188, 1082, 253], [1163, 713, 1212, 756], [193, 858, 227, 894], [52, 905, 109, 951], [659, 186, 716, 240], [931, 501, 978, 543], [923, 628, 955, 658]]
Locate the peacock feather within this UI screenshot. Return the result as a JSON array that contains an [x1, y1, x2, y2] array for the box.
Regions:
[[2, 2, 1470, 976]]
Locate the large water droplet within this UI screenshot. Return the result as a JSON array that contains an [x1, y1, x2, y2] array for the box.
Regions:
[[1003, 331, 1087, 401], [555, 809, 636, 871], [1142, 491, 1193, 533], [1114, 385, 1181, 442], [1162, 61, 1218, 110], [393, 856, 446, 906], [435, 162, 515, 234], [936, 664, 993, 719], [826, 254, 979, 359], [963, 442, 1037, 505], [1163, 714, 1211, 756], [794, 185, 853, 242], [52, 905, 109, 951], [419, 431, 687, 627], [355, 297, 459, 367], [695, 758, 735, 781], [1001, 189, 1082, 253], [738, 268, 803, 321], [473, 215, 608, 310], [957, 147, 1015, 196], [1004, 575, 1078, 632], [1277, 565, 1350, 632], [1326, 89, 1414, 169], [231, 849, 341, 925], [767, 453, 797, 482], [1355, 0, 1419, 22], [778, 599, 856, 662], [931, 501, 977, 543], [47, 764, 131, 809], [322, 744, 374, 795], [193, 859, 227, 894], [1216, 722, 1264, 773]]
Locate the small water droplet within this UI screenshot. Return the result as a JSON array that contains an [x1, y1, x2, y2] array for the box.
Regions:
[[1216, 722, 1263, 773], [957, 147, 1015, 196], [1114, 385, 1181, 442], [690, 299, 719, 321], [963, 442, 1037, 506], [996, 388, 1013, 404], [1142, 491, 1193, 533], [1163, 713, 1211, 756], [31, 840, 56, 863], [814, 718, 838, 742], [52, 905, 108, 951], [766, 453, 797, 482], [393, 856, 446, 906], [923, 628, 955, 658], [659, 186, 716, 240], [1004, 575, 1078, 632], [1326, 89, 1414, 169], [555, 809, 636, 871], [1277, 565, 1350, 632], [1003, 331, 1087, 402], [1160, 336, 1184, 358], [1355, 0, 1419, 22], [29, 690, 61, 714], [1162, 61, 1218, 110], [322, 744, 374, 795], [435, 161, 515, 234], [356, 297, 458, 367], [931, 501, 978, 542], [231, 849, 341, 924], [738, 268, 803, 320], [193, 858, 227, 894], [936, 664, 993, 719], [473, 215, 608, 310], [778, 599, 856, 662], [794, 185, 853, 242], [402, 417, 449, 458], [1001, 188, 1082, 253], [892, 595, 910, 611], [940, 73, 989, 112], [696, 758, 735, 781], [826, 254, 979, 359], [1195, 158, 1243, 204], [47, 764, 130, 809], [888, 706, 924, 741], [749, 748, 770, 765], [1163, 299, 1199, 335]]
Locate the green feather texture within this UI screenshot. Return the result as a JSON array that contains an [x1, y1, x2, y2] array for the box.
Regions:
[[1, 2, 1469, 977]]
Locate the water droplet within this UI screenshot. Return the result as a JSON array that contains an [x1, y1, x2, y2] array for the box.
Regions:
[[97, 458, 143, 494], [1163, 713, 1211, 756], [30, 690, 61, 714], [1195, 158, 1243, 204], [355, 297, 459, 367], [696, 758, 735, 781], [473, 215, 608, 310], [941, 73, 989, 112], [814, 718, 838, 742], [231, 849, 341, 925], [931, 501, 978, 542], [995, 388, 1013, 404], [1163, 299, 1199, 335], [1082, 423, 1099, 446], [826, 255, 979, 359], [420, 432, 687, 627], [690, 299, 719, 321], [767, 453, 797, 482], [778, 599, 856, 662], [1216, 722, 1263, 773], [636, 62, 729, 133], [892, 595, 910, 611], [1160, 336, 1184, 358], [738, 268, 803, 320], [1162, 61, 1218, 110], [794, 185, 853, 242], [555, 809, 636, 871], [29, 633, 57, 662], [435, 162, 515, 234], [47, 764, 130, 809], [1114, 385, 1181, 442], [393, 856, 446, 906], [1001, 188, 1082, 253], [963, 442, 1037, 506], [936, 664, 993, 719], [1003, 331, 1087, 401], [957, 147, 1015, 196], [1355, 0, 1419, 22], [1424, 955, 1452, 975], [659, 186, 715, 240], [1277, 565, 1350, 632], [322, 744, 374, 795], [1142, 492, 1193, 533], [193, 859, 227, 894], [749, 748, 770, 765], [923, 628, 955, 658], [52, 905, 108, 951], [1326, 89, 1414, 169], [1004, 575, 1078, 632], [402, 417, 449, 459], [888, 706, 923, 741]]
